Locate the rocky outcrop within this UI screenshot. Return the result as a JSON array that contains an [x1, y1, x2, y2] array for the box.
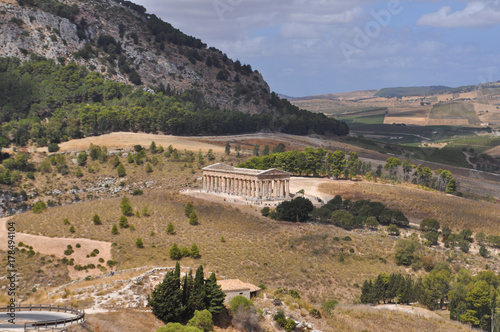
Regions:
[[0, 189, 29, 217], [0, 0, 272, 114]]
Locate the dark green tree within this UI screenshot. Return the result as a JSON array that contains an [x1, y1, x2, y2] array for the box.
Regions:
[[275, 197, 313, 222], [205, 273, 225, 316], [225, 142, 230, 155], [149, 267, 183, 323], [189, 265, 206, 312]]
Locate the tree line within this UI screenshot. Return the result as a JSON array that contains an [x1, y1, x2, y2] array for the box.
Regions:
[[362, 266, 500, 331], [240, 147, 360, 178], [263, 195, 409, 232], [381, 157, 458, 194], [0, 58, 349, 147]]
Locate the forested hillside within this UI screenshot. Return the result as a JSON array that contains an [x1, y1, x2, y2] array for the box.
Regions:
[[0, 0, 349, 145], [0, 57, 348, 146]]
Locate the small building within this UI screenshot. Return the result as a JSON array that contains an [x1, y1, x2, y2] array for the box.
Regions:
[[217, 279, 261, 304]]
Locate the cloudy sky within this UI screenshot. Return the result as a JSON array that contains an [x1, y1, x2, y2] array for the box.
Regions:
[[133, 0, 500, 97]]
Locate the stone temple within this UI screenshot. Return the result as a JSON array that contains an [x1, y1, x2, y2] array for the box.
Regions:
[[202, 163, 291, 200]]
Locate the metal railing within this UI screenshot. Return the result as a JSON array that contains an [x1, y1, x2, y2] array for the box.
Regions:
[[0, 305, 85, 331]]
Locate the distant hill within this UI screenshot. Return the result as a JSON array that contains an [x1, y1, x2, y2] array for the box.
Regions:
[[375, 86, 451, 98]]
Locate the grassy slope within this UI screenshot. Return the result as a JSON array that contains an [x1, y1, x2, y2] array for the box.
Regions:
[[12, 192, 404, 304]]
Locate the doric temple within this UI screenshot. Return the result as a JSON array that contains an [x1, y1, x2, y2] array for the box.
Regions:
[[202, 163, 291, 200]]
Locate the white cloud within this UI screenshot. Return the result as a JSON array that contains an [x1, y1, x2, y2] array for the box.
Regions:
[[417, 1, 500, 28]]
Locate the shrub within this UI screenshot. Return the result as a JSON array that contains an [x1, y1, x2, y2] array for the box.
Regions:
[[146, 163, 153, 173], [181, 246, 190, 257], [75, 243, 81, 248], [32, 201, 47, 213], [459, 240, 470, 253], [47, 143, 60, 152], [117, 163, 126, 177], [479, 245, 489, 258], [322, 299, 339, 315], [141, 206, 150, 217], [365, 216, 379, 230], [386, 224, 400, 236], [289, 289, 300, 299], [309, 308, 321, 318], [260, 206, 270, 217], [119, 215, 129, 228], [169, 243, 181, 260], [220, 236, 225, 242], [132, 189, 143, 196], [190, 243, 200, 258], [166, 222, 175, 235], [111, 224, 118, 235], [120, 196, 133, 215], [229, 296, 254, 312], [93, 214, 102, 225], [63, 218, 70, 225], [331, 209, 355, 230], [135, 238, 144, 248], [394, 239, 416, 266], [189, 212, 199, 225], [75, 167, 83, 177], [185, 202, 194, 216], [187, 309, 213, 332], [69, 225, 75, 233]]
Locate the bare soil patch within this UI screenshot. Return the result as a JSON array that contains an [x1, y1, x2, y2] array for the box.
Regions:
[[0, 217, 112, 279]]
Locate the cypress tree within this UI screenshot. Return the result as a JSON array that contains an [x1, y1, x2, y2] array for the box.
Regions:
[[189, 265, 206, 312], [174, 262, 181, 280], [360, 280, 373, 304], [149, 269, 182, 323], [181, 269, 194, 320], [205, 273, 225, 316]]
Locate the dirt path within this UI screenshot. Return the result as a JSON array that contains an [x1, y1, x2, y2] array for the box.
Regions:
[[0, 217, 112, 279]]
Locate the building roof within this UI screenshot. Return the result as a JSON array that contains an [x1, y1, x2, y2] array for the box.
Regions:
[[217, 279, 261, 293], [202, 163, 291, 176]]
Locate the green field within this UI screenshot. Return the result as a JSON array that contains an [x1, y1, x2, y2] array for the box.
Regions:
[[429, 103, 480, 124], [336, 113, 386, 126]]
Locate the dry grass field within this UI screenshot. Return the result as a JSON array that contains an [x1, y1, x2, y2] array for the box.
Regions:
[[68, 310, 164, 332], [40, 132, 225, 153], [327, 304, 476, 332], [11, 191, 406, 304]]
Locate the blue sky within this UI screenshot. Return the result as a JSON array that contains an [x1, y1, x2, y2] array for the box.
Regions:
[[133, 0, 500, 97]]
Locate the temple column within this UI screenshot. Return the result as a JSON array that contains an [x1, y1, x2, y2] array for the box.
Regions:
[[273, 180, 278, 199], [253, 180, 257, 197], [285, 179, 289, 198]]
